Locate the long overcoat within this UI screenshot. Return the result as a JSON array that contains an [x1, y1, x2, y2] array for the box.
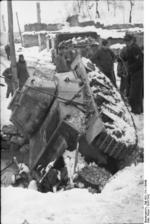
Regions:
[[17, 61, 29, 89], [121, 43, 143, 114]]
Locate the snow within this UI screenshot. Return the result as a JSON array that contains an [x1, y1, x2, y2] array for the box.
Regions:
[[15, 44, 55, 70], [58, 26, 97, 34], [119, 27, 144, 33], [1, 163, 144, 224], [0, 46, 55, 127], [22, 31, 49, 36], [110, 43, 126, 50], [47, 25, 143, 40], [132, 113, 144, 148]]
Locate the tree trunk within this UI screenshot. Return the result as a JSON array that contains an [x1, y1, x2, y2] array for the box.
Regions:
[[77, 0, 81, 13], [129, 0, 134, 23], [2, 15, 6, 32], [107, 0, 110, 12], [7, 0, 18, 91], [113, 0, 117, 17], [36, 2, 41, 23], [96, 0, 100, 18], [16, 12, 23, 46]]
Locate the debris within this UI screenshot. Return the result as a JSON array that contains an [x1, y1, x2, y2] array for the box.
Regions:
[[10, 136, 26, 146], [2, 124, 18, 136], [1, 134, 11, 150], [76, 165, 112, 192], [18, 163, 30, 175], [19, 144, 30, 153]]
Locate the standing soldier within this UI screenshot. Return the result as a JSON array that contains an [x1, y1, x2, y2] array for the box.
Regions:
[[17, 54, 29, 89], [2, 67, 13, 98], [121, 33, 143, 114], [5, 44, 10, 60], [91, 39, 116, 86], [117, 47, 128, 97], [55, 48, 69, 73]]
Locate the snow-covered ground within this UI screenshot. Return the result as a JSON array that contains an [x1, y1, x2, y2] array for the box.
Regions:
[[132, 113, 144, 148], [15, 44, 55, 68], [1, 163, 143, 224]]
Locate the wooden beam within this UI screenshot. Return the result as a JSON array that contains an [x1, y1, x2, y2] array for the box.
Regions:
[[7, 0, 18, 91], [36, 2, 41, 23], [16, 12, 23, 46]]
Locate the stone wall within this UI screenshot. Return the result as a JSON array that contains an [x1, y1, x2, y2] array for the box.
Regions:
[[24, 23, 64, 32], [22, 33, 39, 47], [22, 32, 48, 49], [24, 23, 48, 32]]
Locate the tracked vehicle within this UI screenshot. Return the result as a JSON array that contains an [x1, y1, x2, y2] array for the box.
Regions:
[[1, 33, 138, 189]]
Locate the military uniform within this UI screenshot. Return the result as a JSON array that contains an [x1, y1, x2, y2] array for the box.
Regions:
[[121, 41, 143, 114], [2, 67, 13, 98], [5, 44, 10, 60], [91, 46, 116, 86], [17, 59, 29, 89]]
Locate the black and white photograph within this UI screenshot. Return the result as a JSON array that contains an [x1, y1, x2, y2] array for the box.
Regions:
[[0, 0, 148, 224]]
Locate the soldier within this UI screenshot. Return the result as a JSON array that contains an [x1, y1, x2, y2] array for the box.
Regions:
[[17, 54, 29, 89], [91, 39, 116, 86], [120, 33, 143, 114], [55, 47, 70, 73], [5, 44, 10, 60], [117, 47, 128, 97], [2, 67, 13, 98]]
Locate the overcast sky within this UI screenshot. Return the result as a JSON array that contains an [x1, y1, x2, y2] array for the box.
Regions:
[[0, 1, 143, 32], [1, 1, 71, 32]]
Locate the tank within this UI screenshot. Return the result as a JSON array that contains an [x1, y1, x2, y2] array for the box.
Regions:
[[2, 34, 139, 189], [7, 36, 137, 184]]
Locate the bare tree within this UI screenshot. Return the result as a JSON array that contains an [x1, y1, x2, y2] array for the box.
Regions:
[[67, 0, 101, 21], [2, 15, 6, 32], [95, 0, 100, 18], [86, 2, 94, 19], [76, 0, 82, 13], [7, 0, 18, 91], [107, 0, 110, 12], [129, 0, 135, 23], [113, 0, 117, 17], [107, 0, 117, 16], [108, 0, 135, 22]]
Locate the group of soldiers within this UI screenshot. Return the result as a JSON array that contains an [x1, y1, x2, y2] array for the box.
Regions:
[[55, 32, 143, 115], [117, 33, 143, 114], [2, 50, 29, 98], [91, 33, 143, 115], [3, 32, 143, 115]]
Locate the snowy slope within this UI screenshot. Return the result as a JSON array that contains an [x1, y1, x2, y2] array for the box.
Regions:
[[1, 163, 143, 224]]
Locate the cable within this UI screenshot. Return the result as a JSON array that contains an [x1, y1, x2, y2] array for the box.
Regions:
[[1, 160, 14, 173]]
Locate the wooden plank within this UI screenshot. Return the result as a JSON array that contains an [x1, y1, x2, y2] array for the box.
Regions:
[[7, 0, 18, 91]]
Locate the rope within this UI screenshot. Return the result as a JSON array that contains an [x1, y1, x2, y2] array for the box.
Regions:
[[1, 160, 14, 173], [1, 157, 21, 174], [25, 85, 86, 108]]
